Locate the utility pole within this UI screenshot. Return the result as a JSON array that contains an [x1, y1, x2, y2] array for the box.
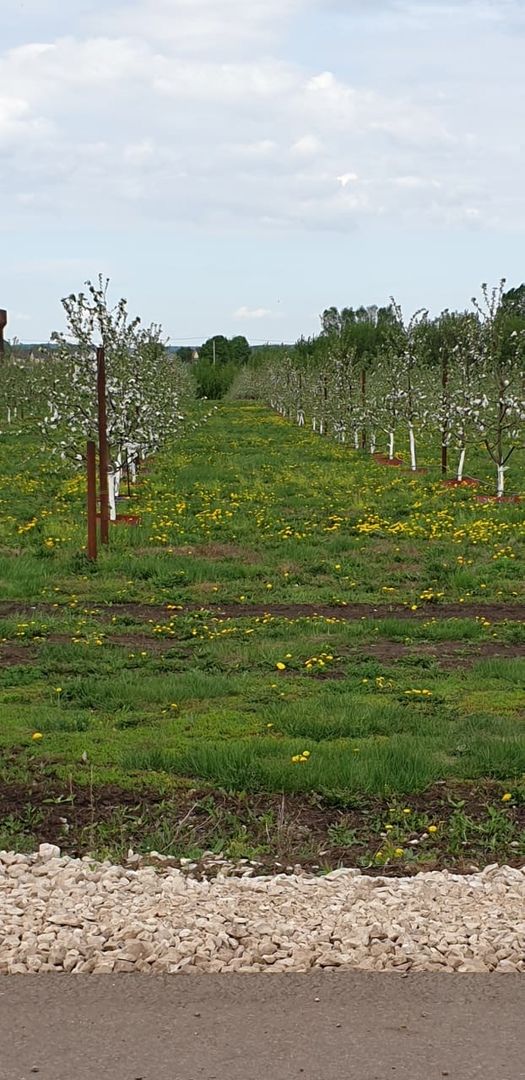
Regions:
[[0, 309, 6, 356]]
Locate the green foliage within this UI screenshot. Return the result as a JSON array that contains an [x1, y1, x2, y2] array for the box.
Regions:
[[194, 358, 238, 399], [193, 335, 252, 397]]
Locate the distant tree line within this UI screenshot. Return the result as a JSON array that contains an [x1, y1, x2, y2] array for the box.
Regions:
[[177, 334, 252, 398]]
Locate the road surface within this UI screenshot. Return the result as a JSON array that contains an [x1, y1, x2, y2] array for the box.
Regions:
[[0, 974, 523, 1080]]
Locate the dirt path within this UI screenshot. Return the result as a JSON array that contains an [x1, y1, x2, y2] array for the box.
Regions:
[[1, 600, 524, 622]]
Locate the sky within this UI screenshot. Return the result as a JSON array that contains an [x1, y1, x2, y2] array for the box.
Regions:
[[1, 0, 524, 344]]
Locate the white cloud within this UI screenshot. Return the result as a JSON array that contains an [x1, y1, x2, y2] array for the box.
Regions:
[[337, 172, 359, 187], [291, 134, 323, 156], [96, 0, 304, 52], [233, 306, 273, 320], [0, 0, 523, 237]]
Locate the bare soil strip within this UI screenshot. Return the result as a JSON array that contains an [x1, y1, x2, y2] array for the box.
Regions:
[[1, 600, 524, 622]]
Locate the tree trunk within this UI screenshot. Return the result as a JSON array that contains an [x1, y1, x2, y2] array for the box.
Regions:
[[108, 471, 117, 521], [409, 424, 417, 471], [457, 447, 466, 482]]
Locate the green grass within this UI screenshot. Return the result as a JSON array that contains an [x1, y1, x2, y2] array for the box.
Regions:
[[0, 403, 524, 867]]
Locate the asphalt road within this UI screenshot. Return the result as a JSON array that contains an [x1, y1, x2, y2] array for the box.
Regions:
[[0, 974, 523, 1080]]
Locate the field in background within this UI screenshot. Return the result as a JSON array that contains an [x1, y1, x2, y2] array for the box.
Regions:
[[0, 404, 524, 872]]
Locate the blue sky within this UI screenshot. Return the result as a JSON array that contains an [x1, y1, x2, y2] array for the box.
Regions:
[[2, 0, 524, 343]]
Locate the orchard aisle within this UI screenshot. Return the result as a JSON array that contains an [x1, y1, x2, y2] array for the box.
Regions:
[[0, 399, 523, 875]]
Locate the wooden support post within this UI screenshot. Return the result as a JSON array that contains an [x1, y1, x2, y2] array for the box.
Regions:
[[0, 309, 6, 356], [86, 441, 97, 561], [97, 346, 110, 544]]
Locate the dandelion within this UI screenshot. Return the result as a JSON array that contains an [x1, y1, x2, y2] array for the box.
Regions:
[[54, 687, 63, 694], [428, 825, 438, 833], [267, 723, 273, 729], [32, 732, 43, 741], [385, 824, 394, 831], [302, 750, 311, 758], [501, 793, 512, 802], [394, 848, 404, 857], [170, 703, 179, 710], [276, 662, 286, 671], [403, 808, 412, 815]]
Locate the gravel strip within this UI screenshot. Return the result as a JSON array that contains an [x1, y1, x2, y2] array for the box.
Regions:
[[1, 846, 524, 974]]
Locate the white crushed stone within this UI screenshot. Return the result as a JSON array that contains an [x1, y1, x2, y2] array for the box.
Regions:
[[1, 846, 524, 974]]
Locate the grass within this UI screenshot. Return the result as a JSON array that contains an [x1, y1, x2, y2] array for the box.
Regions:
[[0, 403, 523, 869]]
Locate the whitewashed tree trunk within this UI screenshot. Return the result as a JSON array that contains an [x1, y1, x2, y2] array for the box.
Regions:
[[409, 424, 417, 471], [457, 447, 466, 482], [388, 431, 395, 460], [297, 410, 304, 427], [497, 464, 505, 498], [370, 433, 377, 454], [7, 407, 11, 424], [354, 430, 359, 450], [108, 471, 117, 521], [312, 417, 317, 432], [115, 451, 123, 499], [319, 419, 324, 435]]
